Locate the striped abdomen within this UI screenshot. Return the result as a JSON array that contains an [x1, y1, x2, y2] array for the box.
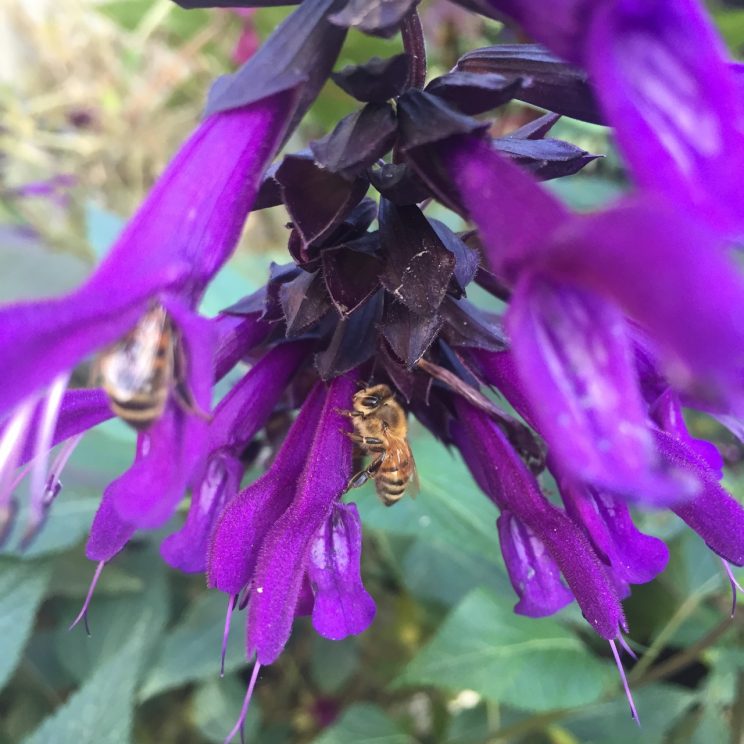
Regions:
[[375, 442, 413, 506], [99, 306, 174, 431]]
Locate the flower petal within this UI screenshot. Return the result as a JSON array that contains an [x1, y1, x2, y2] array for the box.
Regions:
[[208, 341, 311, 454], [412, 133, 569, 276], [248, 373, 355, 665], [533, 197, 744, 409], [507, 273, 672, 498], [587, 0, 744, 236], [18, 388, 112, 466], [0, 92, 294, 419], [452, 400, 625, 639], [658, 430, 744, 565], [160, 455, 243, 573], [213, 312, 271, 382], [308, 502, 376, 640], [207, 384, 326, 594], [650, 389, 723, 479], [110, 305, 215, 528], [497, 511, 574, 618], [558, 477, 669, 585]]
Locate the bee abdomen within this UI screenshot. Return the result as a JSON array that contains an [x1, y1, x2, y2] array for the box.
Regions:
[[109, 392, 167, 430]]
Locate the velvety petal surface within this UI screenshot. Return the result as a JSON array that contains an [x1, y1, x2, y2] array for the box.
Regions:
[[212, 312, 271, 382], [507, 273, 669, 497], [308, 502, 376, 640], [497, 511, 574, 617], [207, 384, 326, 594], [452, 400, 625, 639], [650, 389, 724, 478], [248, 374, 355, 664], [588, 0, 744, 236], [160, 455, 243, 573], [423, 134, 569, 275], [533, 198, 744, 409], [658, 431, 744, 565], [18, 389, 113, 466], [208, 341, 310, 453], [559, 477, 669, 585]]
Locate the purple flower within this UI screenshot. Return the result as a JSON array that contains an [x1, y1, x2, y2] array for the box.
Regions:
[[471, 0, 744, 236], [407, 131, 744, 503], [8, 1, 744, 734], [208, 373, 375, 667], [0, 92, 295, 541]]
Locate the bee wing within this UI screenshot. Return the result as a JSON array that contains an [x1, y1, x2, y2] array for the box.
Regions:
[[385, 433, 419, 499]]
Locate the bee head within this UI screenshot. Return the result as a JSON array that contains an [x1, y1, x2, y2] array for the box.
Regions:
[[352, 383, 393, 414]]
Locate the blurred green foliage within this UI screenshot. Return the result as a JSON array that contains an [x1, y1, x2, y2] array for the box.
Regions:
[[2, 2, 744, 743]]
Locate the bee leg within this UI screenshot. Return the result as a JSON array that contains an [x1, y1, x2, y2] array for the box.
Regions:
[[172, 339, 213, 422], [173, 383, 213, 423], [360, 436, 384, 447], [347, 455, 384, 491], [334, 408, 361, 419]]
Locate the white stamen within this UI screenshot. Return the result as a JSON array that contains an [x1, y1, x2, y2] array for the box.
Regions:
[[0, 399, 36, 538], [610, 638, 640, 725], [27, 373, 70, 534]]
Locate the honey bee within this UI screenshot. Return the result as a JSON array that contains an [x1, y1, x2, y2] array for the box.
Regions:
[[338, 384, 419, 506], [97, 304, 198, 431]]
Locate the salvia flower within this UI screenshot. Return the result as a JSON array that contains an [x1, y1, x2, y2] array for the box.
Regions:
[[6, 0, 744, 736]]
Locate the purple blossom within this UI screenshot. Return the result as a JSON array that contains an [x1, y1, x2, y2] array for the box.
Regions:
[[5, 0, 744, 734]]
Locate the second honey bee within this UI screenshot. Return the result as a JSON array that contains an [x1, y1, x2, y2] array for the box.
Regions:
[[97, 304, 198, 431], [338, 384, 418, 506]]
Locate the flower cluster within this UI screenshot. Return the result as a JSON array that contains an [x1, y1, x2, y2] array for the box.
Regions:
[[3, 0, 744, 736]]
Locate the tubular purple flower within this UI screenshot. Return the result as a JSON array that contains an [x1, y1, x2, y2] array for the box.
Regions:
[[0, 91, 297, 543], [475, 0, 744, 236], [161, 341, 312, 572], [496, 512, 574, 618], [0, 90, 296, 422], [247, 374, 356, 664], [451, 398, 625, 640], [506, 272, 678, 500], [557, 476, 669, 593], [416, 134, 744, 414], [207, 383, 327, 595]]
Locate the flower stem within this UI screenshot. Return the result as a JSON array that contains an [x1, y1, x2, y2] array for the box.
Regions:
[[401, 8, 426, 90]]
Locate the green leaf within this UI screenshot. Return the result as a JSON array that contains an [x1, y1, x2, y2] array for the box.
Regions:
[[713, 9, 744, 52], [138, 590, 247, 700], [395, 589, 612, 711], [356, 432, 500, 559], [0, 490, 99, 559], [192, 674, 261, 744], [310, 704, 408, 744], [311, 636, 359, 694], [402, 536, 510, 607], [23, 632, 146, 744], [444, 703, 490, 744], [561, 684, 693, 744], [55, 552, 169, 684], [0, 558, 53, 690]]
